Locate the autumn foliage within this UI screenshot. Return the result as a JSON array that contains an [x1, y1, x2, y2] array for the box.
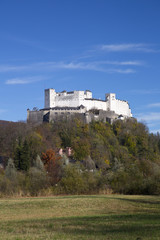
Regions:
[[41, 149, 62, 185], [0, 117, 160, 195]]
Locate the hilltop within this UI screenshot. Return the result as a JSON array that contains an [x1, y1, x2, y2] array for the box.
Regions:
[[0, 117, 160, 196]]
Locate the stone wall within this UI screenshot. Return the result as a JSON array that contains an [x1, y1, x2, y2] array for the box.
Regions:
[[44, 89, 132, 118], [27, 88, 132, 124], [27, 109, 49, 124]]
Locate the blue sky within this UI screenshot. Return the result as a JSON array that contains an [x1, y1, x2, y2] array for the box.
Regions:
[[0, 0, 160, 133]]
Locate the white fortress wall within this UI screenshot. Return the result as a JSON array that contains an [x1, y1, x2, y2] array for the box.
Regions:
[[105, 93, 132, 117], [55, 91, 82, 108], [105, 93, 116, 110], [44, 88, 132, 118], [114, 99, 131, 116], [85, 90, 92, 98], [45, 89, 94, 109], [84, 99, 106, 111]]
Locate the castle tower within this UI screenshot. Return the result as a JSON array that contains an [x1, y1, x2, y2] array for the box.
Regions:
[[45, 89, 56, 108], [85, 90, 92, 99], [105, 93, 116, 111]]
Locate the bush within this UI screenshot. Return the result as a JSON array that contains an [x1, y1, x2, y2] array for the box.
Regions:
[[57, 165, 87, 194], [27, 167, 49, 196], [55, 164, 107, 195]]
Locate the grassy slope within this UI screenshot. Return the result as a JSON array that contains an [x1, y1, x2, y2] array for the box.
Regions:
[[0, 195, 160, 240]]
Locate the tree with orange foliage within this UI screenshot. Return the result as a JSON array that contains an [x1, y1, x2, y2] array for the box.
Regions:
[[41, 149, 62, 185]]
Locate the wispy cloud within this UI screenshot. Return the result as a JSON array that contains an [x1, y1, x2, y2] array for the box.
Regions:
[[146, 122, 160, 134], [52, 61, 137, 74], [135, 112, 160, 133], [150, 129, 160, 134], [0, 60, 138, 74], [147, 103, 160, 108], [147, 121, 160, 134], [0, 109, 7, 114], [108, 68, 135, 74], [85, 60, 143, 66], [0, 65, 28, 72], [6, 79, 31, 85], [131, 89, 160, 95], [5, 76, 47, 85], [136, 112, 160, 122], [99, 43, 157, 52], [47, 61, 135, 73], [107, 61, 143, 66]]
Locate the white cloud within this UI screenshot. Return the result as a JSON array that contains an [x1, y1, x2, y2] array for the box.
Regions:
[[135, 112, 160, 134], [150, 129, 160, 134], [136, 112, 160, 122], [0, 65, 27, 72], [5, 76, 47, 85], [111, 68, 135, 74], [147, 103, 160, 108], [0, 61, 137, 74], [100, 43, 156, 52], [6, 79, 30, 85], [0, 109, 7, 114], [46, 62, 136, 73], [108, 61, 143, 66], [131, 89, 160, 95], [87, 60, 143, 66]]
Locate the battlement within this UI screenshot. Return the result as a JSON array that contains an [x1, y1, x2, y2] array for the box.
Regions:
[[27, 88, 132, 124]]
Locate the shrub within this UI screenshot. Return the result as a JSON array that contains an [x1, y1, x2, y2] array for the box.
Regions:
[[58, 165, 87, 194], [27, 167, 49, 196]]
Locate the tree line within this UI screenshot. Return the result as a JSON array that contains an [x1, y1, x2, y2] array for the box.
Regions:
[[0, 117, 160, 196]]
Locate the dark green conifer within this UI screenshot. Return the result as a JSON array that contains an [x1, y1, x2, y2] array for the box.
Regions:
[[20, 139, 30, 171]]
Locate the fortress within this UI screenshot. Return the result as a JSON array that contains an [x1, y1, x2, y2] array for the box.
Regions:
[[27, 89, 132, 124]]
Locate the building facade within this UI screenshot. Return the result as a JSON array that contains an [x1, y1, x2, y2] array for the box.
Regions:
[[27, 88, 132, 124]]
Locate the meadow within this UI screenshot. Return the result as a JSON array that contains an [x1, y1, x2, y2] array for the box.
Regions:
[[0, 195, 160, 240]]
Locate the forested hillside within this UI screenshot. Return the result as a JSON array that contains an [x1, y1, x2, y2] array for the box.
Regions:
[[0, 117, 160, 196]]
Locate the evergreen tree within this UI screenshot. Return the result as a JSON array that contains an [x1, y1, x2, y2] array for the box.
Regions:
[[14, 137, 23, 170], [14, 139, 31, 171], [20, 139, 30, 171]]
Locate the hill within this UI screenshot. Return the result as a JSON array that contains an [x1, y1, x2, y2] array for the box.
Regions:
[[0, 117, 160, 195]]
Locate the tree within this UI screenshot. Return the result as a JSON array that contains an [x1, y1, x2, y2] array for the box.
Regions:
[[59, 165, 86, 194], [20, 139, 31, 171], [41, 149, 62, 185], [28, 155, 48, 196], [5, 158, 17, 180], [14, 137, 23, 170], [73, 138, 90, 160], [33, 155, 45, 171], [14, 139, 31, 171]]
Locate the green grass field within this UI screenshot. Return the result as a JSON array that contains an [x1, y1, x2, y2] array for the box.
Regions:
[[0, 195, 160, 240]]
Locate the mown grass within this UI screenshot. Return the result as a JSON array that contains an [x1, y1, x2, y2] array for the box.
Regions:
[[0, 195, 160, 239]]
